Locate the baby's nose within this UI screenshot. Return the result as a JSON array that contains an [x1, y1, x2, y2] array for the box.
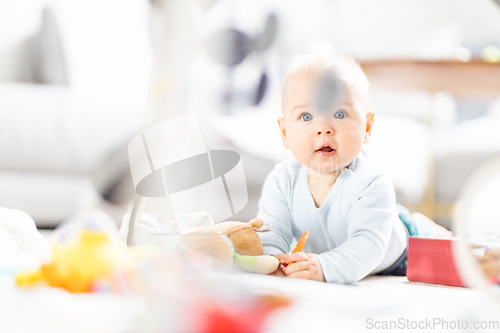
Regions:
[[316, 129, 333, 136]]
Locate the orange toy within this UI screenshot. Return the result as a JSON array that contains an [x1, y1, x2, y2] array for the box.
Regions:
[[283, 231, 309, 267], [292, 230, 309, 254]]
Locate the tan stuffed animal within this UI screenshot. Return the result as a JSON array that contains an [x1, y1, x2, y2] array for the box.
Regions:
[[181, 218, 277, 274], [209, 218, 265, 256]]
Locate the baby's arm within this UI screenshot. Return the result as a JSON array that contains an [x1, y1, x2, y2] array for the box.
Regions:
[[317, 174, 398, 284], [257, 166, 294, 255]]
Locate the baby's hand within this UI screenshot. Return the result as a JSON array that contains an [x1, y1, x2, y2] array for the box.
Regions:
[[281, 252, 325, 282], [267, 254, 289, 277], [268, 267, 286, 277]]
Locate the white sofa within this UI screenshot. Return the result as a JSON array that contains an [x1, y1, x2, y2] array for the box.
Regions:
[[0, 0, 152, 226], [3, 0, 498, 230]]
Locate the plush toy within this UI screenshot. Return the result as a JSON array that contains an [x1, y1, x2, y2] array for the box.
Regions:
[[16, 214, 279, 292], [209, 218, 265, 256], [181, 218, 279, 274], [15, 211, 138, 293]]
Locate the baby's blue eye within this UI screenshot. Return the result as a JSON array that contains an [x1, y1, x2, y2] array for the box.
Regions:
[[334, 110, 346, 119], [300, 113, 313, 122]]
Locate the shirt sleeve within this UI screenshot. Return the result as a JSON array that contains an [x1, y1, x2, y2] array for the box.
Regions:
[[256, 165, 294, 255], [317, 173, 399, 284]]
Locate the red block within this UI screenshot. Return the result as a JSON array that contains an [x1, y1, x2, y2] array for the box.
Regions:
[[407, 237, 466, 287]]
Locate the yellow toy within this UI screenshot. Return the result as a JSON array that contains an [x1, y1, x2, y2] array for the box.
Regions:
[[16, 210, 139, 293], [16, 227, 135, 293]]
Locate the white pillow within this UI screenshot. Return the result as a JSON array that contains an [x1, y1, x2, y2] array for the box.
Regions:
[[27, 7, 68, 85], [0, 1, 43, 81]]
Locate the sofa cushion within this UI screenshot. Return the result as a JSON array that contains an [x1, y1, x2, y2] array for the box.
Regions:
[[0, 82, 144, 172], [366, 114, 432, 203], [0, 171, 100, 227], [436, 116, 500, 202]]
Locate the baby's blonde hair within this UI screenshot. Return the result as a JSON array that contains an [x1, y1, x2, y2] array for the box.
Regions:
[[281, 44, 370, 112]]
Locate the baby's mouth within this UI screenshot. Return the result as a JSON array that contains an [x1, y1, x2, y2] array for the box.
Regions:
[[316, 145, 335, 153]]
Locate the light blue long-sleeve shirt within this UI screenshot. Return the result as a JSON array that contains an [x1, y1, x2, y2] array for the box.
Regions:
[[257, 151, 408, 284]]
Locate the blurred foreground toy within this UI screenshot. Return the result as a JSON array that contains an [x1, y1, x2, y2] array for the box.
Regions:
[[407, 237, 465, 287], [16, 210, 137, 293], [141, 254, 292, 333], [182, 218, 279, 274], [407, 237, 500, 287], [482, 45, 500, 63], [0, 207, 51, 274]]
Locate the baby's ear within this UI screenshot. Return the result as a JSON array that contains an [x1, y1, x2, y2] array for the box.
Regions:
[[364, 111, 375, 144], [277, 117, 289, 149]]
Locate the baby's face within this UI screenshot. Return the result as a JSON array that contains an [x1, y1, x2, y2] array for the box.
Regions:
[[278, 75, 374, 175]]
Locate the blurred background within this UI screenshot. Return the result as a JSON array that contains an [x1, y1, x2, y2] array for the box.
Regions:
[[1, 0, 500, 230]]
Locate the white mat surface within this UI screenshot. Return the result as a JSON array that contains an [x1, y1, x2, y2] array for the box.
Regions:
[[1, 273, 498, 333]]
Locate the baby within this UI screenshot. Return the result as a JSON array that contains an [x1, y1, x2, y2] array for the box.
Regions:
[[257, 48, 447, 283]]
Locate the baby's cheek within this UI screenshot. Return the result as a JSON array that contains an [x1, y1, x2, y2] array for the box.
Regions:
[[289, 139, 309, 159], [341, 129, 364, 153]]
